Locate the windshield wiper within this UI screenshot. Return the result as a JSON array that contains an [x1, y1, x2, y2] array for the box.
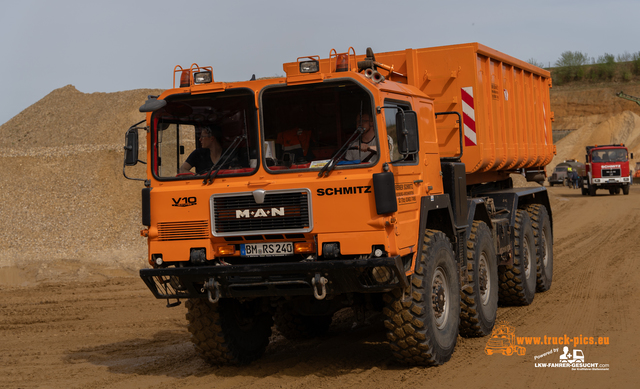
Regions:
[[318, 127, 365, 178], [202, 134, 246, 185]]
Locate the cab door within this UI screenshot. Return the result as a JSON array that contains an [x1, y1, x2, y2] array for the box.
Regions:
[[381, 97, 426, 254]]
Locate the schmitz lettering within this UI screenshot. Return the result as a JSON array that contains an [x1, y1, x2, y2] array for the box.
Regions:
[[236, 207, 285, 218], [317, 186, 372, 196]]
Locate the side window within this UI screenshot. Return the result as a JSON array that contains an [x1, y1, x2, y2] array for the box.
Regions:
[[157, 123, 196, 177], [157, 123, 177, 177], [384, 101, 417, 163], [179, 125, 196, 169]]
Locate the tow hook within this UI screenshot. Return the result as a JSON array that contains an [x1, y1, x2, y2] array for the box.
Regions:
[[312, 273, 328, 300], [203, 278, 220, 304]]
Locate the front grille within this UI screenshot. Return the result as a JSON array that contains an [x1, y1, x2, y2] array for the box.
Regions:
[[602, 169, 621, 177], [157, 220, 209, 241], [211, 189, 312, 236]]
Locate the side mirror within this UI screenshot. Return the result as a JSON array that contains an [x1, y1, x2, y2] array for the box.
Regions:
[[631, 153, 634, 160], [124, 128, 139, 166], [396, 110, 419, 155]]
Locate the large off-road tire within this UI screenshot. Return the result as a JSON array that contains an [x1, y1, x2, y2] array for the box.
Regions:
[[459, 221, 498, 337], [185, 298, 273, 365], [498, 210, 536, 306], [527, 204, 553, 292], [274, 305, 333, 339], [623, 185, 630, 195], [383, 230, 460, 366]]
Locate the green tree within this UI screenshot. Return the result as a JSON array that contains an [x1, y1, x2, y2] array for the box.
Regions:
[[554, 51, 589, 84], [527, 58, 545, 68], [596, 53, 616, 80], [632, 52, 640, 75]]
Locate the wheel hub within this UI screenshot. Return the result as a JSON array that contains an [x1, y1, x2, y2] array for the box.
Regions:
[[431, 267, 449, 329], [478, 253, 490, 305], [541, 230, 548, 268], [523, 236, 531, 279]]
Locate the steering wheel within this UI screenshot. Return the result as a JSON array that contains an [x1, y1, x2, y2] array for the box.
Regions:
[[361, 147, 377, 163]]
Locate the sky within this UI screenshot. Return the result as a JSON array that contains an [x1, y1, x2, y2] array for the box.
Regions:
[[1, 0, 639, 126]]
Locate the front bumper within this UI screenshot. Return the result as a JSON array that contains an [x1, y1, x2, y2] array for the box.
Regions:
[[140, 256, 409, 300], [592, 176, 630, 185]]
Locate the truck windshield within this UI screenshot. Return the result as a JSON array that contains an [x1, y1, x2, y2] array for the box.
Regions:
[[261, 80, 376, 172], [592, 149, 627, 163], [150, 90, 258, 179]]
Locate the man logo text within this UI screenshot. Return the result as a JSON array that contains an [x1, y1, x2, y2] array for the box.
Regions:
[[236, 208, 285, 218]]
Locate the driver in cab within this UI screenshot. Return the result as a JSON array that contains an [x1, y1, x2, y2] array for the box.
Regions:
[[344, 113, 392, 163], [180, 125, 223, 174]]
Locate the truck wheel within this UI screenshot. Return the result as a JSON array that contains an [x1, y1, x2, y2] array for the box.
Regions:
[[549, 182, 554, 187], [383, 230, 460, 366], [615, 187, 621, 195], [623, 185, 630, 195], [527, 205, 553, 292], [498, 210, 536, 306], [589, 184, 597, 196], [185, 298, 273, 365], [460, 221, 497, 337], [274, 305, 333, 339]]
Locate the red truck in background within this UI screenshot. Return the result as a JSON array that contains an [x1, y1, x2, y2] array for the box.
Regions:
[[581, 144, 633, 196]]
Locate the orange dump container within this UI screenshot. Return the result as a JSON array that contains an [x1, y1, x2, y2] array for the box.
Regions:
[[374, 43, 555, 174]]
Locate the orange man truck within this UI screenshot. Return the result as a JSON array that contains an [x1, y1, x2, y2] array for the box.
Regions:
[[124, 43, 555, 366]]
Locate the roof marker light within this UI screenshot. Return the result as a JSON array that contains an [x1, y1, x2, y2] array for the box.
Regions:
[[180, 70, 191, 87]]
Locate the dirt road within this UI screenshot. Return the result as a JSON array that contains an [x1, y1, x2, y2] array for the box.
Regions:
[[1, 186, 638, 388]]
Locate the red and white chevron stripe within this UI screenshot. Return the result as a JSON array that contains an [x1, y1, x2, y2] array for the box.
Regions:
[[461, 87, 476, 146], [542, 103, 549, 145]]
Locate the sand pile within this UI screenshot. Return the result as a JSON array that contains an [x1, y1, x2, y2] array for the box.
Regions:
[[0, 85, 163, 272]]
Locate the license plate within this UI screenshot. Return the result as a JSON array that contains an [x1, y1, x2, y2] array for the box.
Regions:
[[241, 242, 294, 257]]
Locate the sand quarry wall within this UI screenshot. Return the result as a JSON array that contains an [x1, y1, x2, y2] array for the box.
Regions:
[[2, 82, 640, 276]]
